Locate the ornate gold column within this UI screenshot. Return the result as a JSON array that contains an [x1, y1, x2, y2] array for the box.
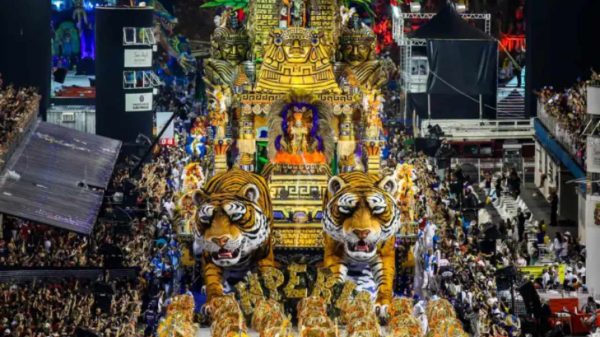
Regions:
[[237, 111, 256, 171], [337, 111, 357, 172], [364, 140, 384, 174], [213, 139, 231, 174]]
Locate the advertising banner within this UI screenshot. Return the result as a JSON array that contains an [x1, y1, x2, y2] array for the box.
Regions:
[[125, 92, 153, 111], [124, 49, 153, 68], [519, 264, 566, 283]]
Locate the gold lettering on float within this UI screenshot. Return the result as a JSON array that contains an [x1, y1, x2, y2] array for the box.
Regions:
[[234, 281, 254, 315], [311, 268, 338, 303], [235, 274, 264, 316], [248, 273, 264, 298], [335, 281, 356, 310], [262, 267, 285, 301], [284, 263, 308, 298]]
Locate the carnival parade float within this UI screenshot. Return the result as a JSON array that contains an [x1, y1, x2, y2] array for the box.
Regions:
[[164, 1, 466, 335]]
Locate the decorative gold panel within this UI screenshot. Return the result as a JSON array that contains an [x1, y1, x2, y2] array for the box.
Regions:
[[269, 171, 329, 249]]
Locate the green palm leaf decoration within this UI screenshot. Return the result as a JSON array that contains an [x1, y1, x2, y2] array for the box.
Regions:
[[341, 0, 376, 17], [200, 0, 249, 10]]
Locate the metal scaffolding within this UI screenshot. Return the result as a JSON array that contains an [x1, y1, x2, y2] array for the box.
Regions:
[[392, 7, 492, 121], [393, 11, 492, 46]]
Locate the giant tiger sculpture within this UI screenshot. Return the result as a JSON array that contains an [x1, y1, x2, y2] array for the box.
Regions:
[[192, 169, 275, 302], [322, 171, 401, 312]]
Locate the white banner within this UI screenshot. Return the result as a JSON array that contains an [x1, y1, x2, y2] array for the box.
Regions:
[[124, 49, 153, 68], [587, 137, 600, 173], [588, 86, 600, 115], [156, 112, 174, 145], [125, 92, 153, 112]]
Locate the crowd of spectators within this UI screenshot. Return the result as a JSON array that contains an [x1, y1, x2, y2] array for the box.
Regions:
[[0, 77, 40, 164], [0, 144, 193, 337], [380, 109, 595, 336], [0, 219, 97, 268], [0, 179, 156, 269], [0, 278, 141, 337], [0, 80, 198, 337], [383, 123, 413, 168], [537, 71, 600, 165]]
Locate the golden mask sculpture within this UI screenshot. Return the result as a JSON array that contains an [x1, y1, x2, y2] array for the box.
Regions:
[[337, 14, 388, 90], [256, 27, 340, 93], [205, 15, 250, 87]]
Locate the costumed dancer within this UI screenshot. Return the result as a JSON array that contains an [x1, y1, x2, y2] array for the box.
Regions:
[[185, 117, 208, 159], [413, 300, 428, 333], [72, 0, 89, 30], [181, 162, 205, 193]]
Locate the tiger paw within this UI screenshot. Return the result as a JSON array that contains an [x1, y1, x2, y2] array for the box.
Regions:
[[200, 303, 213, 318], [333, 273, 346, 284], [374, 303, 389, 319]]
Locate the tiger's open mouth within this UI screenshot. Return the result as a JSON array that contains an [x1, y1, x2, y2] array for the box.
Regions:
[[348, 240, 376, 253], [212, 248, 241, 260]]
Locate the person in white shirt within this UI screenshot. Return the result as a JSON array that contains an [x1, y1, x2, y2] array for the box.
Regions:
[[560, 239, 569, 262], [576, 261, 586, 282], [552, 232, 564, 261], [43, 238, 52, 253], [171, 166, 180, 191], [565, 267, 576, 284], [414, 300, 428, 333], [551, 267, 561, 287], [163, 197, 175, 219], [542, 269, 551, 289], [515, 254, 527, 267]]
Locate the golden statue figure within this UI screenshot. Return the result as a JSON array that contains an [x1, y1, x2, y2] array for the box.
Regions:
[[204, 15, 250, 87], [363, 90, 384, 140], [289, 108, 311, 154], [280, 0, 308, 27], [208, 87, 230, 140], [337, 14, 387, 90]]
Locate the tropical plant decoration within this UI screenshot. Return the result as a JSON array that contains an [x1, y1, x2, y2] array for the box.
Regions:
[[200, 0, 249, 11], [372, 0, 393, 53], [340, 0, 376, 17]]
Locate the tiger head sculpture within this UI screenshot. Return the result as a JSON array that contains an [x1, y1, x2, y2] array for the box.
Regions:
[[322, 171, 401, 310], [192, 168, 275, 300]]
